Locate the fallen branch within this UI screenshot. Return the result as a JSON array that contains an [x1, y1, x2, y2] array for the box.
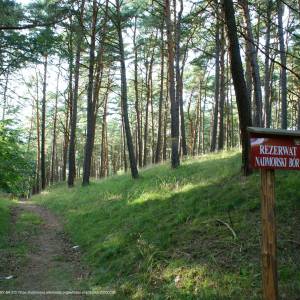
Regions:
[[216, 219, 237, 240]]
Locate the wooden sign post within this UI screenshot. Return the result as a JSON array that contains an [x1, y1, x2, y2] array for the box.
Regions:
[[248, 127, 300, 300], [260, 168, 278, 300]]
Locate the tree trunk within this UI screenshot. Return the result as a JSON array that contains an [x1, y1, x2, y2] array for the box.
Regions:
[[41, 53, 48, 190], [165, 0, 180, 168], [68, 1, 85, 187], [201, 95, 206, 154], [175, 0, 187, 156], [150, 76, 155, 164], [155, 22, 165, 163], [194, 78, 202, 155], [277, 0, 287, 129], [210, 3, 220, 152], [67, 26, 76, 187], [2, 70, 9, 121], [143, 39, 156, 166], [121, 115, 128, 172], [82, 0, 98, 186], [218, 23, 225, 150], [62, 95, 70, 181], [264, 0, 272, 128], [143, 59, 150, 166], [100, 76, 111, 178], [239, 0, 263, 127], [35, 71, 41, 193], [116, 0, 139, 178], [133, 16, 143, 168], [50, 61, 61, 184], [223, 0, 252, 176], [163, 80, 169, 161]]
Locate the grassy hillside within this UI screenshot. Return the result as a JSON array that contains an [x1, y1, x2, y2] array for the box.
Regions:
[[33, 151, 300, 299]]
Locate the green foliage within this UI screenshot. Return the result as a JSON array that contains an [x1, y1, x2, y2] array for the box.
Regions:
[[0, 0, 67, 73], [0, 1, 33, 72], [0, 198, 12, 249], [0, 121, 35, 196], [29, 26, 63, 58], [0, 0, 23, 27], [33, 151, 300, 299]]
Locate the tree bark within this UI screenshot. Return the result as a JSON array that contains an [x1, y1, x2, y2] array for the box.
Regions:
[[143, 37, 156, 167], [133, 16, 143, 168], [239, 0, 263, 127], [1, 70, 9, 121], [223, 0, 252, 176], [68, 1, 85, 187], [41, 53, 48, 190], [264, 0, 272, 128], [82, 0, 98, 186], [100, 75, 111, 178], [62, 94, 70, 181], [175, 0, 187, 156], [155, 22, 165, 163], [35, 71, 41, 193], [164, 0, 180, 168], [211, 2, 220, 152], [277, 0, 287, 129], [218, 23, 225, 150], [163, 79, 169, 161], [50, 61, 61, 184], [116, 0, 139, 178]]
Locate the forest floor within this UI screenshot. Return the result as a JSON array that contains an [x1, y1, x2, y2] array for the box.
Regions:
[[0, 200, 91, 300]]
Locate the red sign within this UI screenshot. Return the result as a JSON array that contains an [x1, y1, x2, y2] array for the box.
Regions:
[[250, 135, 300, 170]]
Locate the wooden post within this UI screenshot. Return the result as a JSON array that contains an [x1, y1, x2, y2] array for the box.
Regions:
[[260, 169, 278, 300]]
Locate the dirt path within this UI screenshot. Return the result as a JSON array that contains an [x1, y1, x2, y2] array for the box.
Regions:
[[1, 201, 90, 299]]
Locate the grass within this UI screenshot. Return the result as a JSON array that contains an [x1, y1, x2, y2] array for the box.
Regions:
[[0, 198, 13, 256], [0, 198, 43, 290], [32, 150, 300, 299]]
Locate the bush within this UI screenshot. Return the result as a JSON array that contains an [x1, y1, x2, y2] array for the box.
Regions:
[[0, 121, 35, 196]]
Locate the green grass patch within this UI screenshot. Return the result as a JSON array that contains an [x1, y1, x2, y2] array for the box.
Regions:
[[0, 198, 14, 253], [0, 200, 42, 290], [33, 150, 300, 299]]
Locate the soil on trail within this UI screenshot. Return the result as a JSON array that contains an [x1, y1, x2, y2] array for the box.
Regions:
[[1, 201, 90, 300]]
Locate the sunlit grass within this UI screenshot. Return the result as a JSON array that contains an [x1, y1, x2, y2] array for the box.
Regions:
[[32, 150, 300, 299]]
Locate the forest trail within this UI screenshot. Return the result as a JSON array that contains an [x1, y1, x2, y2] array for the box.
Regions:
[[1, 201, 90, 300]]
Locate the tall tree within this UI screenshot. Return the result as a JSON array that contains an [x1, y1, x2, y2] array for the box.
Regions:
[[164, 0, 180, 168], [155, 21, 165, 163], [223, 0, 252, 175], [211, 1, 220, 152], [82, 0, 98, 186], [264, 0, 272, 128], [133, 16, 143, 168], [100, 74, 111, 178], [277, 0, 288, 129], [41, 52, 48, 190], [175, 0, 187, 156], [115, 0, 139, 178], [218, 22, 226, 150], [239, 0, 263, 127], [68, 0, 85, 187], [50, 60, 61, 184]]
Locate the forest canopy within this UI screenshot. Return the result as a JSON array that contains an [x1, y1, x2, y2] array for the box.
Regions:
[[0, 0, 299, 194]]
